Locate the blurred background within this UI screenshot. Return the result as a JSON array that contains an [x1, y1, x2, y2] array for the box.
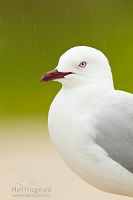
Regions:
[[0, 0, 133, 199], [1, 0, 133, 116]]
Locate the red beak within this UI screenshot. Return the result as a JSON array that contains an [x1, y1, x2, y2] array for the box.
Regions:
[[40, 69, 73, 82]]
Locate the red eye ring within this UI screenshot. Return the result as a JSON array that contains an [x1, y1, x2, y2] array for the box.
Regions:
[[79, 61, 87, 68]]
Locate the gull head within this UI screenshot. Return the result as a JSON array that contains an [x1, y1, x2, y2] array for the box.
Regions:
[[41, 46, 113, 88]]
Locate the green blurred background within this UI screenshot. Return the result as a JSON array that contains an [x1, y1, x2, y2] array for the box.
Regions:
[[1, 2, 133, 198], [1, 0, 133, 117]]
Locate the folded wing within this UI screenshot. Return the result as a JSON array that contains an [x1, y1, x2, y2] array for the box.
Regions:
[[95, 91, 133, 174]]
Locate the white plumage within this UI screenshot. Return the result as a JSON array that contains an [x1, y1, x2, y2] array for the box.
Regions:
[[41, 46, 133, 197]]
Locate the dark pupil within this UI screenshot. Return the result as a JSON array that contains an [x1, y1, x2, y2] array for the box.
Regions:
[[79, 61, 86, 67]]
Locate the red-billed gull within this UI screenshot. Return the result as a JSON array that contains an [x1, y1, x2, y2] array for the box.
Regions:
[[41, 46, 133, 197]]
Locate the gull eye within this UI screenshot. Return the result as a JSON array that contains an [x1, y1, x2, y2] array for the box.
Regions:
[[79, 61, 87, 68]]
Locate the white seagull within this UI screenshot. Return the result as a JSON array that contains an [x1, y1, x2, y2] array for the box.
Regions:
[[41, 46, 133, 197]]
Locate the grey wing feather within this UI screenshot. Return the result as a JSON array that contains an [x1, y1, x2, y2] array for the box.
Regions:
[[95, 91, 133, 174]]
